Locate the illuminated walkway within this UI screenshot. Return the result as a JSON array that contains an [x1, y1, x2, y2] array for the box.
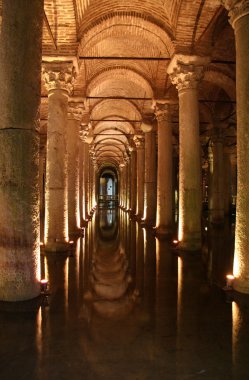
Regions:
[[0, 209, 249, 380]]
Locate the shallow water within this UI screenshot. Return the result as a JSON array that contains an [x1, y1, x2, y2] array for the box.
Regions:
[[0, 208, 249, 380]]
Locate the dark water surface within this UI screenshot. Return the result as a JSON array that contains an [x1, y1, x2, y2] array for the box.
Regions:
[[1, 209, 249, 380]]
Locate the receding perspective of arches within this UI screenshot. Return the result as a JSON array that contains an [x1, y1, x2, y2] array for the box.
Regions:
[[1, 1, 249, 379]]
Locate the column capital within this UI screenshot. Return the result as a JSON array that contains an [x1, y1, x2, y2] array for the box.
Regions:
[[167, 54, 210, 92], [221, 0, 249, 28], [133, 135, 145, 149], [42, 61, 76, 94], [154, 102, 171, 122], [68, 101, 85, 121]]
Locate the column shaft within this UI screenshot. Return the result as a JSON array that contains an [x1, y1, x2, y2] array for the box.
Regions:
[[0, 0, 44, 301], [136, 141, 145, 218], [45, 90, 69, 251], [178, 86, 201, 248], [143, 130, 157, 225], [223, 1, 249, 292], [67, 118, 80, 237], [155, 105, 173, 235]]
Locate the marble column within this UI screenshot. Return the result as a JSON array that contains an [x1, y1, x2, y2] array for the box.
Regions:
[[43, 62, 76, 252], [155, 103, 173, 236], [142, 128, 157, 226], [67, 101, 83, 237], [134, 136, 145, 219], [0, 0, 43, 301], [221, 0, 249, 292], [168, 55, 209, 250], [208, 129, 225, 224]]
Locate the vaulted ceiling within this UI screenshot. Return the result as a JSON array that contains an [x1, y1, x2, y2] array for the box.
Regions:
[[1, 0, 236, 169]]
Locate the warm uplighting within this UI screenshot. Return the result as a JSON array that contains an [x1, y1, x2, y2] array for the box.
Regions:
[[226, 274, 235, 288], [40, 242, 44, 246], [205, 226, 208, 231], [69, 240, 74, 245], [173, 239, 179, 245], [40, 279, 48, 293]]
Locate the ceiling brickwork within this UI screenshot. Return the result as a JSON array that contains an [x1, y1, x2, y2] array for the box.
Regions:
[[0, 0, 236, 168]]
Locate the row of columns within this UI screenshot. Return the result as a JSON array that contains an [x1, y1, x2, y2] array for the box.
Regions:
[[0, 0, 249, 302], [42, 63, 97, 252]]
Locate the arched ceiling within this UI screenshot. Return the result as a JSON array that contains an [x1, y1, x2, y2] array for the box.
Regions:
[[35, 0, 236, 169]]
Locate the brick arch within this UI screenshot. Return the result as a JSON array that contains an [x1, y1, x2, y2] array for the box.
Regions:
[[78, 14, 173, 56], [94, 121, 135, 136], [203, 68, 236, 101], [90, 99, 142, 122], [87, 67, 154, 98]]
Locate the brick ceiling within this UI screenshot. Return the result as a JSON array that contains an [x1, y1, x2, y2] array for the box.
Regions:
[[1, 0, 237, 168]]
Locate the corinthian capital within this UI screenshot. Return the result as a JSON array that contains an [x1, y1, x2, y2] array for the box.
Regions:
[[68, 101, 85, 121], [154, 102, 171, 122], [42, 61, 76, 94], [167, 55, 210, 93], [221, 0, 249, 27]]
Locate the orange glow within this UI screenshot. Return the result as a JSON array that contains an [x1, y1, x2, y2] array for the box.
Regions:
[[177, 256, 183, 326], [40, 242, 44, 246], [173, 239, 179, 244], [232, 301, 240, 368], [226, 274, 235, 287]]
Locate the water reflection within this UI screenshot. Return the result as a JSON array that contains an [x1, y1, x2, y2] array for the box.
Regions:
[[1, 210, 249, 380]]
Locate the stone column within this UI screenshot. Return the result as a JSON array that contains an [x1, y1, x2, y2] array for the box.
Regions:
[[119, 165, 125, 207], [79, 139, 85, 224], [223, 150, 231, 215], [0, 0, 44, 301], [134, 136, 145, 219], [130, 149, 137, 215], [142, 128, 157, 226], [155, 102, 173, 236], [124, 159, 130, 211], [43, 62, 76, 252], [84, 143, 90, 219], [230, 152, 237, 209], [67, 101, 83, 238], [221, 0, 249, 292], [208, 129, 225, 224], [168, 55, 209, 250]]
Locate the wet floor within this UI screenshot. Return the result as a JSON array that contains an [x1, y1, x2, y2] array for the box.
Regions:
[[1, 208, 249, 380]]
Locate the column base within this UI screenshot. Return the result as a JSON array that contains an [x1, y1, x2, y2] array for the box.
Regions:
[[140, 219, 155, 228], [69, 228, 84, 239], [176, 238, 201, 252], [45, 240, 70, 253], [233, 278, 249, 294], [81, 219, 89, 227]]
